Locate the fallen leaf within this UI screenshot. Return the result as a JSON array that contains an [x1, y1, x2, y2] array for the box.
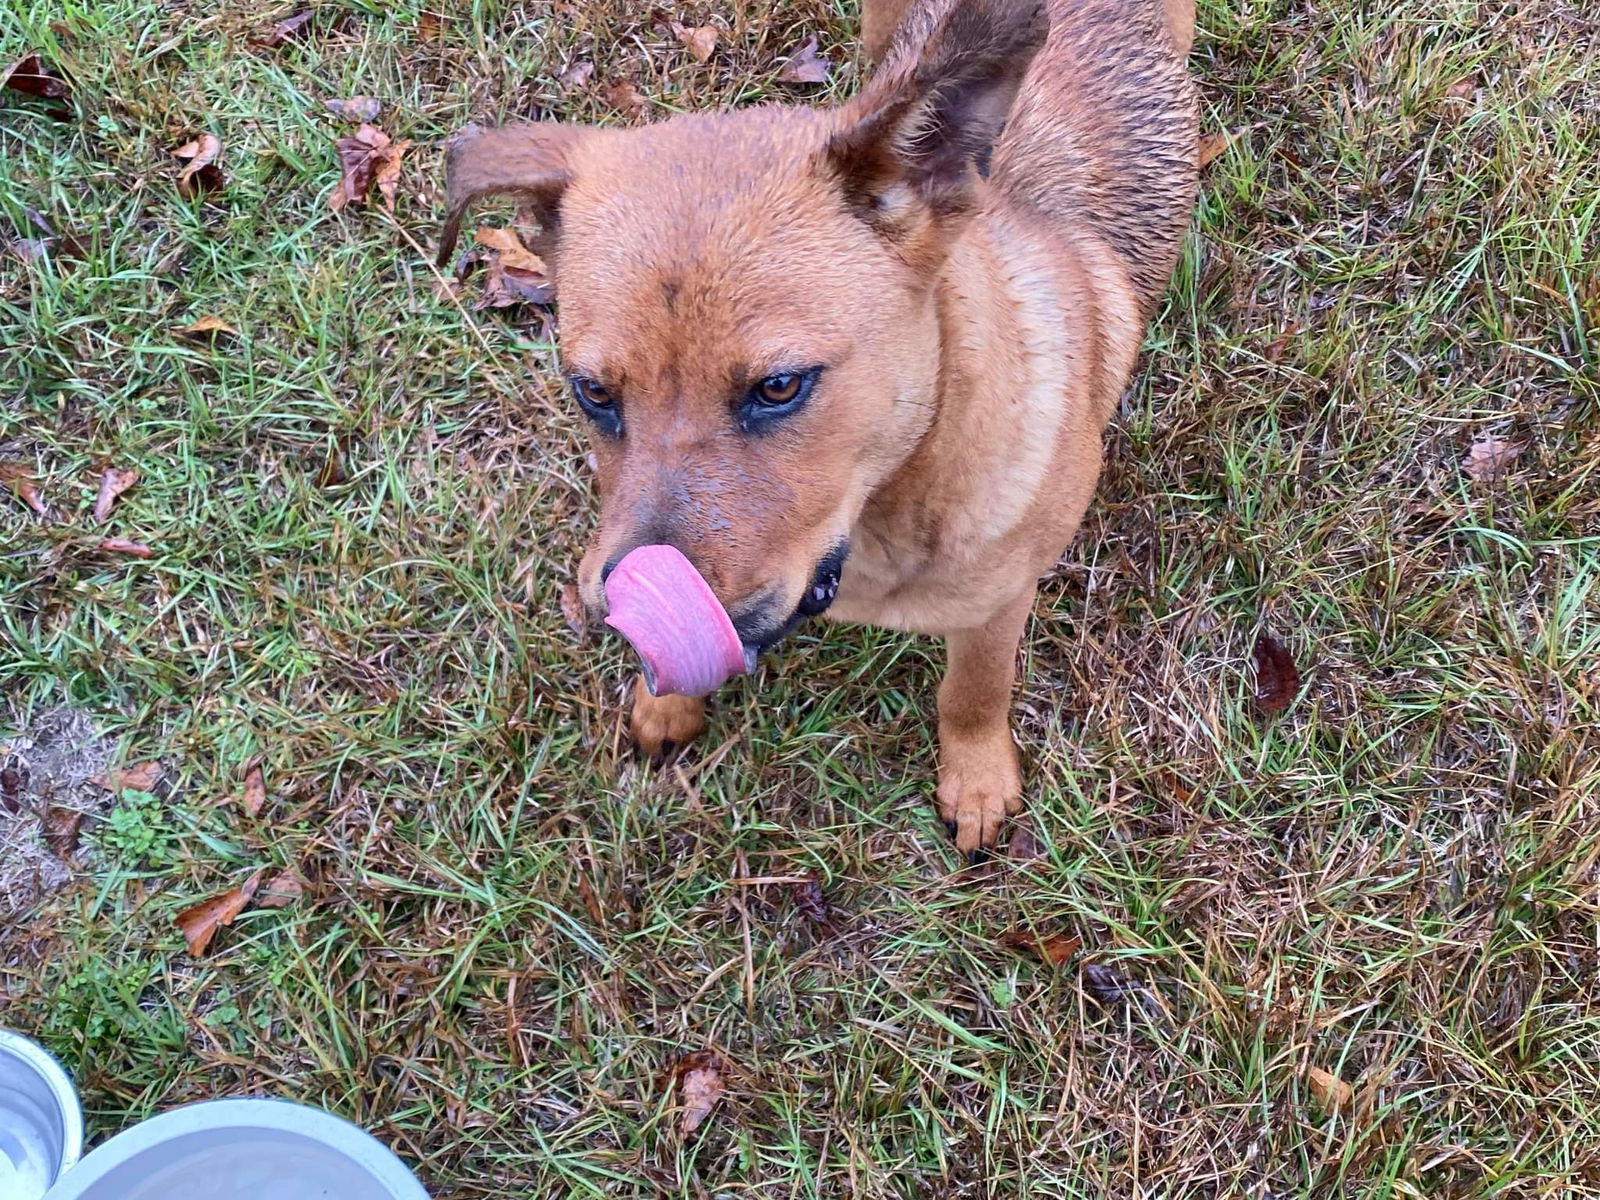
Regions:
[[241, 763, 267, 816], [1001, 929, 1082, 966], [559, 582, 587, 635], [474, 227, 547, 275], [42, 807, 85, 858], [174, 315, 238, 338], [576, 872, 606, 925], [605, 79, 648, 118], [324, 96, 381, 123], [1198, 121, 1267, 169], [175, 870, 264, 956], [674, 23, 719, 62], [331, 124, 411, 212], [1252, 633, 1300, 715], [1305, 1065, 1354, 1112], [92, 465, 139, 523], [174, 134, 224, 197], [1262, 322, 1299, 362], [2, 53, 70, 101], [1446, 75, 1477, 101], [475, 256, 556, 309], [1156, 768, 1196, 807], [1081, 962, 1143, 1008], [558, 60, 595, 91], [258, 10, 314, 46], [776, 35, 830, 85], [255, 870, 304, 909], [792, 872, 827, 923], [98, 538, 154, 558], [1006, 824, 1043, 861], [1197, 132, 1230, 169], [417, 10, 442, 41], [1463, 434, 1523, 485], [1, 766, 26, 816], [89, 760, 162, 792], [0, 463, 48, 517], [675, 1051, 725, 1134]]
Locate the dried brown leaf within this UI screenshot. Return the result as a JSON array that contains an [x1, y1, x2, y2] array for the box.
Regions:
[[474, 257, 556, 309], [1001, 930, 1082, 966], [576, 872, 606, 926], [174, 134, 224, 197], [331, 124, 411, 213], [324, 95, 381, 123], [42, 807, 85, 858], [776, 35, 830, 84], [175, 870, 263, 957], [257, 10, 314, 47], [1463, 434, 1523, 485], [0, 766, 24, 816], [675, 1052, 725, 1134], [1081, 962, 1143, 1008], [473, 227, 547, 275], [0, 463, 48, 517], [417, 11, 442, 41], [1262, 322, 1299, 362], [792, 872, 827, 923], [2, 54, 70, 100], [1445, 75, 1477, 101], [1198, 121, 1267, 169], [89, 760, 162, 793], [174, 315, 238, 338], [1006, 824, 1042, 861], [241, 763, 267, 816], [605, 79, 648, 119], [98, 538, 154, 558], [674, 23, 719, 62], [560, 582, 587, 635], [558, 61, 595, 91], [255, 870, 304, 909], [1252, 633, 1299, 715], [1305, 1066, 1353, 1112], [92, 465, 139, 523]]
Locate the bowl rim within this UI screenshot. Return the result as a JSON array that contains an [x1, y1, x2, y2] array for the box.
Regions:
[[42, 1096, 428, 1200], [0, 1028, 85, 1184]]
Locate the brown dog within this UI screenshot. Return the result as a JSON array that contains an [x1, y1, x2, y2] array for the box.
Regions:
[[438, 0, 1197, 854]]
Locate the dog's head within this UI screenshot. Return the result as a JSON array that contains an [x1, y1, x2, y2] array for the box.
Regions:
[[439, 0, 1045, 652]]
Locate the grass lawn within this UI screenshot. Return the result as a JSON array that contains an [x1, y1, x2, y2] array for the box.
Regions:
[[3, 0, 1598, 1195]]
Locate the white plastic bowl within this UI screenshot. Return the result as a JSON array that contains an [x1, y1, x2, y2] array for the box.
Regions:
[[0, 1029, 84, 1199], [42, 1098, 429, 1200]]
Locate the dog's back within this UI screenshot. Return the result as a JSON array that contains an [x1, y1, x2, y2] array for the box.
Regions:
[[869, 0, 1197, 313]]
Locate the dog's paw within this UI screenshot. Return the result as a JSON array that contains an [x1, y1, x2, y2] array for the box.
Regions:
[[629, 675, 706, 764], [936, 733, 1023, 856]]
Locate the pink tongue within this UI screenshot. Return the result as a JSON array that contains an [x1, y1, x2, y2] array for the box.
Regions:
[[603, 545, 750, 697]]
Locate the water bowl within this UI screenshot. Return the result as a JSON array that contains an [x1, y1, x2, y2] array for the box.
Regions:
[[0, 1029, 84, 1200]]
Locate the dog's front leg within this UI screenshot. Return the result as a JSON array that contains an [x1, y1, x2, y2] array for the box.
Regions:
[[936, 590, 1032, 857], [630, 675, 706, 763]]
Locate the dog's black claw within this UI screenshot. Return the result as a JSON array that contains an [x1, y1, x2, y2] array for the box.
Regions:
[[968, 848, 990, 867], [943, 820, 958, 839]]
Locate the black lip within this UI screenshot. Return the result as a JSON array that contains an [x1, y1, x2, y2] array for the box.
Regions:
[[735, 539, 850, 657]]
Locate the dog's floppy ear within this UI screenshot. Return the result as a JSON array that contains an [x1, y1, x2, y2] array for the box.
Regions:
[[436, 122, 582, 268], [826, 0, 1046, 239]]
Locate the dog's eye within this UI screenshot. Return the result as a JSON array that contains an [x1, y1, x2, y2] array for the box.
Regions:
[[754, 374, 802, 405], [739, 367, 819, 432], [569, 375, 623, 436], [572, 377, 614, 408]]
